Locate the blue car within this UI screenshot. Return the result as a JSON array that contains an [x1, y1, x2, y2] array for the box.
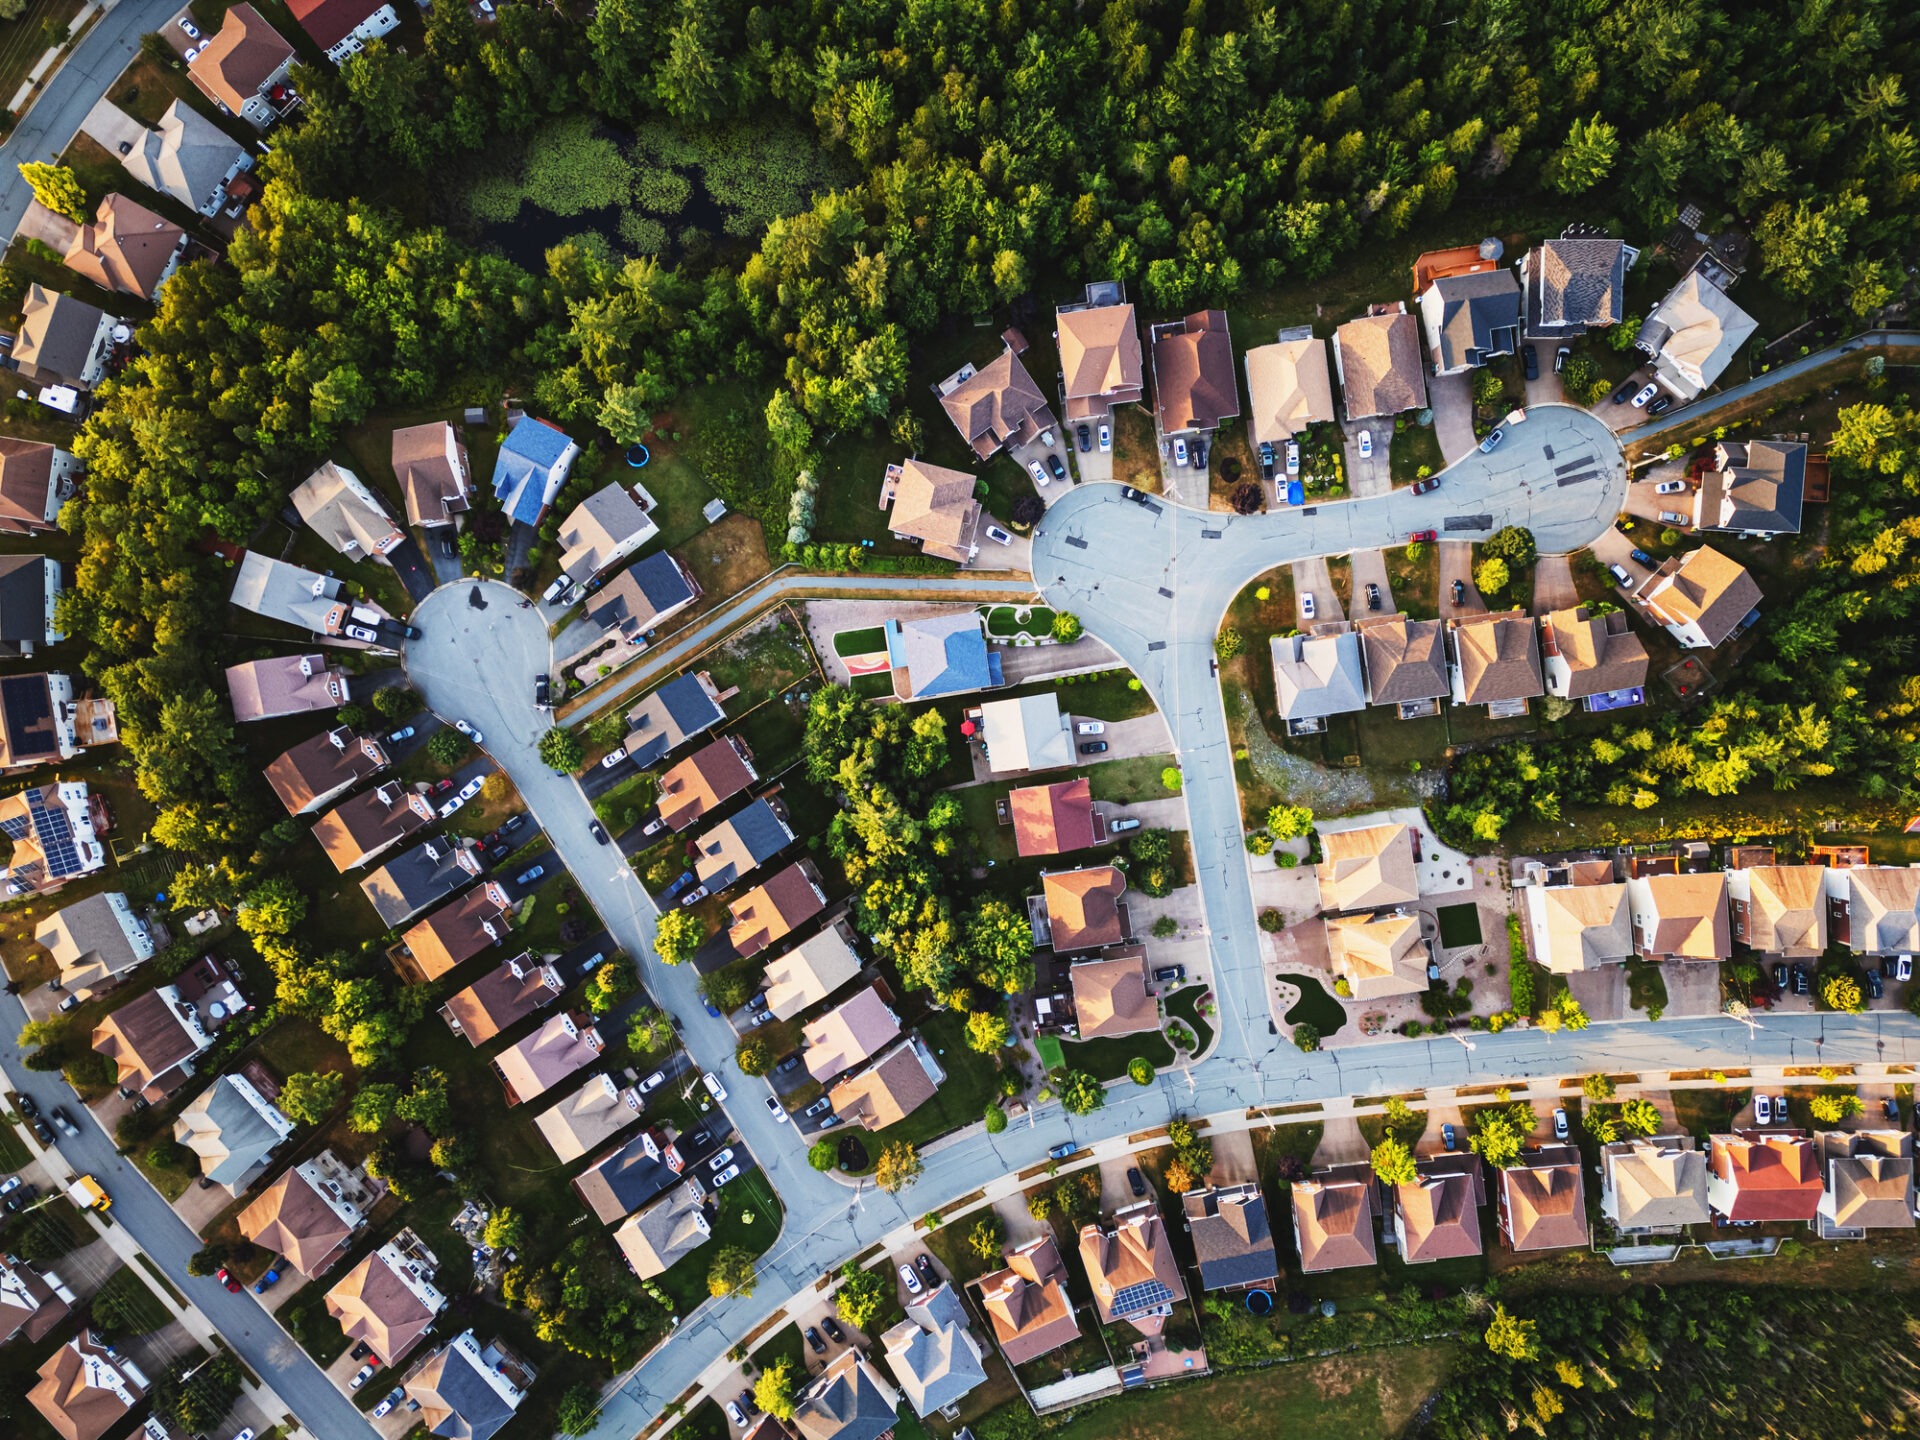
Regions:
[[1441, 1123, 1457, 1151], [660, 871, 696, 902], [1630, 548, 1653, 565], [253, 1268, 280, 1293]]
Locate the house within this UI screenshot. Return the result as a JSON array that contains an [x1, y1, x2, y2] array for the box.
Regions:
[[1270, 630, 1368, 734], [359, 835, 484, 928], [225, 655, 349, 722], [1068, 948, 1157, 1038], [791, 1350, 902, 1440], [187, 3, 295, 128], [1325, 912, 1429, 998], [239, 1154, 371, 1277], [1358, 615, 1451, 718], [0, 780, 106, 898], [1038, 865, 1128, 951], [91, 983, 212, 1098], [802, 984, 902, 1083], [556, 482, 659, 582], [977, 691, 1073, 774], [11, 286, 114, 390], [492, 1012, 602, 1106], [1182, 1184, 1279, 1291], [1496, 1146, 1589, 1251], [400, 881, 513, 981], [62, 194, 186, 301], [286, 0, 399, 63], [1706, 1130, 1823, 1223], [1635, 270, 1757, 401], [977, 1235, 1080, 1365], [763, 919, 863, 1021], [572, 1126, 693, 1224], [404, 1331, 534, 1440], [1523, 880, 1634, 973], [1600, 1137, 1711, 1232], [122, 100, 250, 215], [1538, 606, 1648, 710], [1638, 546, 1761, 649], [881, 459, 983, 565], [828, 1036, 943, 1131], [621, 672, 726, 768], [441, 953, 561, 1045], [1628, 871, 1731, 961], [311, 780, 433, 871], [884, 611, 1002, 700], [1817, 1131, 1915, 1234], [1448, 612, 1544, 717], [1392, 1154, 1485, 1263], [935, 344, 1056, 461], [326, 1237, 447, 1366], [533, 1071, 646, 1164], [0, 1255, 71, 1346], [391, 422, 472, 529], [1314, 822, 1419, 913], [1290, 1164, 1378, 1273], [1727, 865, 1828, 957], [729, 859, 827, 959], [0, 553, 62, 658], [490, 417, 578, 527], [30, 1331, 148, 1440], [1055, 282, 1143, 421], [1419, 269, 1522, 374], [292, 461, 406, 563], [613, 1187, 712, 1278], [173, 1073, 294, 1192], [0, 436, 77, 534], [1518, 231, 1634, 341], [1696, 440, 1806, 538], [883, 1283, 989, 1419], [1149, 309, 1240, 441], [585, 550, 701, 638], [1080, 1201, 1186, 1337], [1244, 329, 1335, 448], [1831, 865, 1920, 957], [658, 734, 757, 833], [228, 553, 361, 636], [1009, 776, 1103, 857], [37, 892, 156, 993], [693, 796, 794, 890], [0, 671, 115, 768], [1331, 307, 1427, 421], [266, 726, 389, 815]]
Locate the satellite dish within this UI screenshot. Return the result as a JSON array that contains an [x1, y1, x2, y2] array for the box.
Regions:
[[1478, 237, 1504, 261]]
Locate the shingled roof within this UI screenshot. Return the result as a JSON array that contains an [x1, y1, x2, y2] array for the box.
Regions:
[[1009, 776, 1101, 856], [1182, 1183, 1279, 1289], [1292, 1165, 1379, 1273], [1498, 1146, 1589, 1251], [1040, 866, 1127, 950], [1151, 310, 1240, 434], [1333, 310, 1427, 421], [937, 347, 1053, 460]]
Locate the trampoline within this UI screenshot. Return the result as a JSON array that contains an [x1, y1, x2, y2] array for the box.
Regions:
[[625, 444, 651, 468]]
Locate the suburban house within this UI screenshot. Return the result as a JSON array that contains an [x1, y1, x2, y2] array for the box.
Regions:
[[657, 734, 758, 833], [1495, 1146, 1590, 1252], [1695, 440, 1806, 538], [762, 920, 863, 1021], [30, 1331, 148, 1440], [1816, 1131, 1915, 1235], [1244, 328, 1335, 448], [533, 1072, 646, 1164], [325, 1235, 448, 1366], [311, 780, 433, 871], [585, 549, 701, 639], [1518, 230, 1634, 341], [1080, 1201, 1186, 1338], [1325, 911, 1428, 998], [173, 1073, 294, 1193], [1419, 268, 1522, 374], [0, 552, 63, 658], [403, 1332, 534, 1440], [91, 983, 214, 1099], [440, 953, 560, 1045], [1331, 306, 1427, 422], [490, 417, 579, 527], [400, 881, 513, 982], [1628, 871, 1731, 961], [0, 436, 77, 535], [11, 286, 114, 391], [1149, 309, 1240, 443], [1599, 1137, 1711, 1233], [1448, 612, 1544, 717], [728, 858, 828, 959], [556, 482, 659, 582], [265, 726, 389, 815], [0, 780, 106, 898], [1523, 879, 1634, 972], [0, 1255, 71, 1346], [573, 1126, 700, 1224], [239, 1153, 373, 1277], [828, 1035, 943, 1131], [1068, 948, 1158, 1038], [292, 461, 406, 563], [882, 1283, 989, 1419], [1635, 269, 1757, 401], [802, 983, 902, 1083], [225, 655, 349, 722], [1830, 865, 1920, 957], [286, 0, 399, 63], [359, 835, 484, 928], [62, 194, 186, 302], [186, 3, 296, 129], [934, 340, 1056, 460], [692, 796, 794, 890], [1538, 606, 1648, 710], [791, 1350, 902, 1440], [1009, 776, 1104, 857], [0, 671, 115, 769], [613, 1187, 712, 1279], [621, 671, 726, 768], [1271, 630, 1368, 735], [1358, 615, 1451, 719], [1392, 1154, 1485, 1263], [493, 1012, 603, 1107], [1055, 281, 1143, 421], [1727, 865, 1828, 957], [123, 99, 251, 215], [228, 552, 363, 636], [391, 421, 472, 530], [1182, 1184, 1280, 1291], [1314, 821, 1419, 914], [1291, 1164, 1379, 1273], [881, 459, 983, 565], [1638, 546, 1761, 649], [37, 891, 156, 993], [977, 691, 1073, 774], [884, 610, 1002, 700], [1706, 1130, 1823, 1223], [977, 1235, 1080, 1366], [1037, 865, 1129, 951]]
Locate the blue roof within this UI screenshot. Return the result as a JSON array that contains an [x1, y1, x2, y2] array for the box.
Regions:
[[698, 799, 794, 889], [626, 674, 725, 768], [630, 551, 696, 610], [883, 614, 1001, 699], [491, 419, 575, 526]]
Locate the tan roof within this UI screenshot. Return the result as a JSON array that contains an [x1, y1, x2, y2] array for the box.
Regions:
[[1642, 547, 1761, 648], [532, 1072, 645, 1162], [12, 286, 106, 387], [1820, 1131, 1915, 1229], [658, 735, 755, 832], [1735, 866, 1827, 955], [938, 348, 1053, 460], [402, 883, 511, 981], [1041, 866, 1127, 950], [1451, 612, 1544, 706], [1603, 1139, 1710, 1229], [1394, 1157, 1484, 1263], [1359, 615, 1451, 705], [494, 1013, 602, 1106], [1499, 1148, 1589, 1251], [264, 727, 388, 814], [613, 1187, 712, 1278], [1010, 776, 1100, 857], [325, 1246, 443, 1365], [390, 422, 470, 527], [1315, 823, 1418, 912], [1540, 606, 1648, 699], [1333, 310, 1427, 420], [0, 438, 58, 533], [187, 3, 293, 114], [239, 1166, 355, 1277], [1057, 302, 1143, 417], [31, 1332, 145, 1440], [1634, 871, 1730, 960], [91, 987, 202, 1093], [763, 920, 863, 1021], [556, 483, 657, 578], [1292, 1170, 1378, 1272], [63, 194, 182, 299], [1244, 335, 1335, 446], [1529, 882, 1633, 973], [1070, 950, 1158, 1038], [311, 782, 431, 871], [1080, 1203, 1186, 1328], [978, 1237, 1079, 1365], [1325, 912, 1428, 998], [828, 1036, 939, 1130], [1151, 310, 1240, 433], [728, 860, 826, 958], [802, 984, 901, 1083], [225, 655, 347, 722], [291, 461, 405, 560], [886, 458, 981, 563], [1846, 866, 1920, 954], [1642, 271, 1756, 396]]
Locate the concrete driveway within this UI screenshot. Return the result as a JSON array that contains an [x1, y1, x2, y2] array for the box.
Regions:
[[1009, 433, 1073, 509], [1587, 527, 1655, 595], [1437, 540, 1485, 615], [1625, 473, 1698, 526], [15, 200, 78, 250], [1341, 418, 1391, 497], [1522, 343, 1566, 407], [1531, 554, 1578, 614], [1072, 424, 1114, 483], [1291, 556, 1343, 625], [1426, 372, 1478, 463], [79, 96, 145, 156], [1347, 549, 1396, 617]]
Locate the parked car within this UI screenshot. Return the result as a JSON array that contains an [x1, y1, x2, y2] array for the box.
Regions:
[[50, 1109, 78, 1138], [1552, 1108, 1569, 1140], [1076, 721, 1105, 735], [776, 1054, 801, 1074], [1048, 1141, 1077, 1160], [707, 1148, 736, 1172], [1287, 479, 1304, 506], [534, 674, 551, 709], [677, 885, 709, 908], [660, 871, 697, 902], [639, 1070, 667, 1093], [1775, 1093, 1787, 1119], [514, 865, 545, 887], [177, 17, 200, 36], [1411, 476, 1440, 495], [29, 1117, 51, 1145], [1442, 1123, 1457, 1151], [1867, 968, 1884, 1000], [1076, 423, 1092, 452], [215, 1267, 242, 1293], [1108, 817, 1141, 833], [1172, 438, 1189, 466], [1630, 382, 1660, 408], [1610, 380, 1638, 405], [1078, 741, 1108, 755], [1899, 956, 1915, 982], [984, 524, 1013, 545], [542, 574, 573, 604], [587, 820, 609, 845], [1522, 346, 1539, 380], [0, 1176, 22, 1199], [1554, 346, 1570, 373], [1772, 962, 1789, 991], [1029, 460, 1049, 487], [1608, 563, 1636, 588], [817, 1114, 843, 1130], [1099, 424, 1112, 451], [1630, 548, 1654, 565], [1408, 529, 1437, 542], [252, 1268, 280, 1293], [15, 1094, 37, 1119], [803, 1096, 833, 1117], [822, 1317, 847, 1344], [1657, 510, 1690, 526], [1886, 1098, 1901, 1121], [1357, 429, 1373, 458], [452, 719, 482, 744], [765, 1095, 789, 1122], [725, 1402, 747, 1428], [1122, 486, 1147, 505], [1451, 578, 1466, 606], [1127, 1166, 1147, 1197], [1755, 1093, 1773, 1124], [916, 1254, 936, 1287], [1045, 453, 1067, 481], [1192, 438, 1208, 469], [1285, 440, 1300, 475], [373, 1388, 404, 1419], [600, 749, 629, 769], [1649, 396, 1674, 415], [1655, 480, 1689, 495], [1365, 582, 1381, 611], [387, 725, 414, 743], [702, 1073, 729, 1102], [1478, 427, 1506, 454], [344, 624, 381, 643], [1301, 592, 1316, 620], [1792, 964, 1811, 995], [1153, 965, 1186, 984], [1040, 430, 1056, 448]]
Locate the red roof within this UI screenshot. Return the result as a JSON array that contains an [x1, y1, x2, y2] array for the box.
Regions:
[[1710, 1131, 1823, 1221], [286, 0, 385, 49]]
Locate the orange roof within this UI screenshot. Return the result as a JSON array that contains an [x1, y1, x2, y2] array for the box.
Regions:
[[1041, 866, 1126, 950], [1009, 777, 1100, 856]]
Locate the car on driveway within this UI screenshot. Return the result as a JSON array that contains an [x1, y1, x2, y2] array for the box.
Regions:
[[1357, 429, 1373, 458], [1523, 346, 1539, 381], [438, 776, 484, 818], [253, 1268, 280, 1293], [803, 1096, 833, 1117], [1172, 438, 1189, 466], [1792, 964, 1811, 995], [1478, 428, 1505, 453], [1630, 547, 1653, 565], [1451, 578, 1466, 606], [806, 1325, 827, 1355], [1046, 453, 1067, 481], [1868, 968, 1884, 1000], [899, 1263, 921, 1295], [677, 884, 709, 907], [1552, 1108, 1569, 1140], [1554, 346, 1570, 373], [1029, 460, 1049, 486], [660, 871, 697, 902], [515, 864, 545, 887], [725, 1401, 747, 1428], [1610, 380, 1638, 405], [1285, 440, 1300, 474], [1077, 721, 1105, 735], [345, 625, 381, 643], [1772, 962, 1789, 991], [1365, 582, 1381, 611], [1153, 965, 1185, 984], [1442, 1123, 1457, 1150], [708, 1148, 735, 1172], [984, 524, 1012, 545], [1078, 741, 1107, 755], [1300, 592, 1316, 620], [600, 748, 628, 769], [1108, 817, 1140, 833], [1655, 479, 1689, 495], [1076, 423, 1091, 452], [1649, 395, 1674, 415], [822, 1317, 846, 1344], [1608, 563, 1636, 588], [1657, 510, 1690, 525], [1127, 1167, 1147, 1197], [1755, 1093, 1772, 1124], [1411, 476, 1440, 495], [178, 16, 200, 36], [639, 1070, 667, 1093], [373, 1387, 405, 1419], [387, 725, 414, 743], [1099, 424, 1112, 451], [1630, 382, 1660, 408]]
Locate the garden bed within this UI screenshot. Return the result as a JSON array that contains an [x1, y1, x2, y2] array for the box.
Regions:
[[1278, 973, 1346, 1038], [981, 603, 1057, 640]]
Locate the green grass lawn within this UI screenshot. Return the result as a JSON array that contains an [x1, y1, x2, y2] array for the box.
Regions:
[[1087, 753, 1180, 804], [993, 670, 1159, 724], [1672, 1085, 1749, 1142], [1278, 974, 1346, 1039], [1059, 1026, 1175, 1082], [0, 1120, 31, 1170], [702, 611, 817, 710], [851, 672, 895, 699], [656, 1166, 782, 1314], [1166, 987, 1214, 1054], [1435, 903, 1482, 949], [89, 1266, 174, 1335], [982, 604, 1056, 638], [1389, 421, 1446, 486], [832, 625, 888, 657], [733, 697, 808, 776], [280, 1281, 353, 1366]]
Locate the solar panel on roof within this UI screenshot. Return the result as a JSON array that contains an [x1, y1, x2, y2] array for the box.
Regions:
[[1109, 1280, 1172, 1315], [0, 815, 29, 840], [28, 789, 81, 876]]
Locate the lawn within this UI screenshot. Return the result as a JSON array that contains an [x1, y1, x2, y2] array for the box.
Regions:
[[701, 610, 818, 711], [733, 696, 808, 776], [280, 1282, 353, 1366], [833, 625, 888, 657], [1086, 753, 1180, 805], [1278, 974, 1345, 1039], [851, 1009, 1005, 1157], [0, 1118, 30, 1170], [982, 604, 1057, 639], [656, 1166, 782, 1313], [1388, 420, 1446, 487], [89, 1266, 173, 1334], [1166, 987, 1214, 1055], [1059, 1026, 1175, 1083], [1672, 1085, 1749, 1142], [0, 0, 83, 116], [1435, 903, 1482, 950]]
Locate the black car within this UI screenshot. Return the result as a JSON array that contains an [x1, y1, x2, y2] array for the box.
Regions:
[[822, 1317, 846, 1344], [534, 673, 551, 710], [1045, 453, 1067, 481], [1451, 578, 1466, 606], [1522, 346, 1540, 381], [776, 1054, 801, 1074], [1611, 379, 1638, 405], [1868, 969, 1885, 1000], [737, 1389, 759, 1419], [351, 1341, 373, 1361], [5, 1182, 38, 1212], [588, 820, 608, 845], [1648, 395, 1674, 415], [501, 812, 527, 833], [1078, 741, 1108, 755], [1127, 1167, 1147, 1198], [1192, 438, 1208, 469], [1772, 962, 1789, 992], [1123, 486, 1153, 506], [1792, 963, 1811, 996], [915, 1254, 936, 1287], [1365, 582, 1381, 611], [397, 623, 423, 640], [1554, 346, 1569, 374], [1153, 965, 1186, 984], [14, 1093, 37, 1119], [1075, 423, 1092, 452], [30, 1118, 51, 1145], [805, 1326, 827, 1355]]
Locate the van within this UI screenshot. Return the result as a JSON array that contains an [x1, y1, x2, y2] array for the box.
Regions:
[[1108, 818, 1141, 833], [702, 1073, 729, 1103]]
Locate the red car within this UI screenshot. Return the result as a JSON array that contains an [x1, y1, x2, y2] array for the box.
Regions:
[[214, 1267, 243, 1293], [1411, 477, 1441, 496], [1408, 529, 1437, 542]]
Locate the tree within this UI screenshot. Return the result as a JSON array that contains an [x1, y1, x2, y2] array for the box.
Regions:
[[598, 383, 654, 448], [1484, 1303, 1540, 1361], [967, 1214, 1005, 1259], [966, 1010, 1010, 1052], [555, 1382, 602, 1436], [187, 1244, 228, 1277], [836, 1262, 885, 1327], [427, 729, 471, 766], [1051, 611, 1083, 642], [1293, 1023, 1320, 1052], [1469, 1102, 1536, 1167], [1215, 627, 1242, 660], [1483, 526, 1537, 567], [484, 1207, 527, 1250], [348, 1084, 398, 1133], [1058, 1069, 1104, 1115], [395, 1069, 453, 1135], [1475, 556, 1510, 595], [809, 1139, 838, 1170], [627, 1006, 671, 1055], [1618, 1098, 1661, 1136], [984, 1101, 1008, 1133], [539, 726, 585, 772], [875, 1140, 923, 1193], [585, 956, 638, 1014], [1161, 766, 1183, 793], [963, 899, 1034, 993], [1265, 804, 1314, 840], [1823, 974, 1865, 1012], [430, 1133, 474, 1169], [1582, 1073, 1616, 1102], [1371, 1133, 1418, 1186], [18, 163, 88, 222], [754, 1360, 797, 1421], [707, 1246, 757, 1299], [736, 1036, 773, 1075], [1229, 481, 1264, 514], [654, 908, 704, 965], [698, 969, 752, 1014], [1547, 114, 1619, 194], [1127, 1057, 1154, 1085], [279, 1071, 344, 1126], [1810, 1092, 1865, 1124], [370, 685, 418, 720]]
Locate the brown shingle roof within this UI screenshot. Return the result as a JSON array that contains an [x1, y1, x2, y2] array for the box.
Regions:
[[239, 1166, 356, 1277], [1451, 612, 1544, 706], [1081, 1203, 1186, 1328], [1244, 335, 1335, 446], [287, 0, 389, 48], [30, 1332, 145, 1440], [886, 459, 981, 563], [1151, 310, 1240, 434], [0, 438, 57, 533], [1292, 1168, 1378, 1272], [938, 348, 1053, 460], [390, 422, 470, 527], [1009, 776, 1100, 856], [1395, 1156, 1484, 1263], [1315, 822, 1419, 912], [728, 860, 825, 958], [63, 194, 182, 299], [325, 1245, 444, 1366], [1359, 616, 1450, 705], [1642, 546, 1762, 648], [658, 735, 755, 832], [1819, 1131, 1915, 1229], [978, 1237, 1079, 1365], [1709, 1130, 1823, 1222], [1325, 912, 1429, 999], [187, 3, 293, 114], [1499, 1147, 1589, 1251], [1540, 606, 1648, 699], [803, 984, 901, 1084], [1041, 866, 1127, 950], [402, 883, 512, 982], [828, 1036, 939, 1130], [1734, 865, 1827, 955], [1069, 949, 1157, 1039], [1603, 1139, 1711, 1229], [311, 781, 431, 871], [1057, 302, 1143, 418], [91, 986, 201, 1094], [494, 1013, 603, 1106], [1334, 310, 1427, 420], [1634, 871, 1730, 960], [264, 727, 388, 815]]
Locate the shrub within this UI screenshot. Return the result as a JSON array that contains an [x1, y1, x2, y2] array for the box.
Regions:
[[1160, 766, 1183, 793], [1051, 611, 1083, 642], [1127, 1057, 1155, 1085], [1246, 832, 1273, 855], [736, 1036, 773, 1075], [1258, 908, 1284, 932], [1277, 852, 1298, 869], [983, 1103, 1008, 1134], [1214, 627, 1242, 661], [426, 729, 470, 766], [539, 727, 585, 771], [1292, 1023, 1320, 1052], [1151, 914, 1179, 939]]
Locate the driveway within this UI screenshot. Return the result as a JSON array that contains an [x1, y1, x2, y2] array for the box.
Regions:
[[1436, 541, 1485, 615], [1531, 554, 1577, 614], [389, 538, 436, 607], [1008, 433, 1074, 509], [1587, 527, 1655, 597], [79, 96, 146, 156], [1521, 343, 1566, 407], [1624, 473, 1697, 526], [1346, 549, 1395, 617], [15, 200, 79, 250], [1426, 371, 1478, 463], [1341, 418, 1391, 497], [1290, 556, 1343, 626]]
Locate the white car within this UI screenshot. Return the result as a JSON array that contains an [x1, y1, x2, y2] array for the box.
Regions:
[[1300, 593, 1316, 620], [177, 17, 200, 37], [453, 719, 483, 745], [899, 1263, 922, 1296], [1357, 429, 1373, 458], [638, 1070, 666, 1093], [1630, 382, 1659, 408], [600, 748, 627, 769], [726, 1402, 746, 1428], [184, 43, 204, 60], [1039, 429, 1056, 448], [1076, 721, 1105, 735], [1172, 438, 1189, 466], [1897, 956, 1915, 982], [1657, 511, 1690, 526], [765, 1095, 788, 1123], [1285, 440, 1300, 475], [1755, 1093, 1772, 1125], [344, 625, 380, 643], [350, 1365, 375, 1390], [711, 1164, 741, 1187], [0, 1176, 20, 1197], [984, 524, 1012, 545], [1654, 479, 1688, 495], [1098, 424, 1111, 452], [702, 1073, 728, 1103], [708, 1148, 736, 1172], [372, 1399, 396, 1419], [1029, 460, 1049, 487], [1608, 563, 1636, 589]]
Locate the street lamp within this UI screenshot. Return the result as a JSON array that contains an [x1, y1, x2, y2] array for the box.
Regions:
[[1446, 1033, 1477, 1052]]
